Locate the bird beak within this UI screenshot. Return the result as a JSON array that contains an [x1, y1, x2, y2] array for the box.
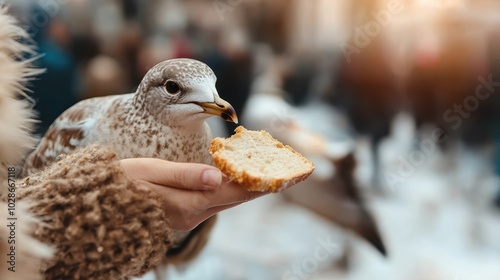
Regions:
[[196, 96, 239, 124]]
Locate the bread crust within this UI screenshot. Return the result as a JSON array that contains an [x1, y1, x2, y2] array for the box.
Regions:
[[209, 126, 314, 192]]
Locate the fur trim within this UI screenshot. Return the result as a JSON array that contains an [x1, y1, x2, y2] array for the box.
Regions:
[[0, 8, 51, 280], [0, 7, 42, 195]]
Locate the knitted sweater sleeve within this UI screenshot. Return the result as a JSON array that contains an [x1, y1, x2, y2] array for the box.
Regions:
[[17, 145, 215, 280]]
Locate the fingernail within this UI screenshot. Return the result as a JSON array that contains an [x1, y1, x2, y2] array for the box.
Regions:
[[202, 169, 222, 189]]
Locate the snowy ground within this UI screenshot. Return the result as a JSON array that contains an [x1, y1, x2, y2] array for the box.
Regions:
[[139, 114, 500, 280]]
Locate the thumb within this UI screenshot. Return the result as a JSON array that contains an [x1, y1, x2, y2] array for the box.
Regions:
[[120, 158, 222, 190]]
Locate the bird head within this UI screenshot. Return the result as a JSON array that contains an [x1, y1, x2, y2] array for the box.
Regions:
[[136, 58, 238, 125]]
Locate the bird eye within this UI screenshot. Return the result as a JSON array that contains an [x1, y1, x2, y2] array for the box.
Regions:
[[165, 81, 181, 94]]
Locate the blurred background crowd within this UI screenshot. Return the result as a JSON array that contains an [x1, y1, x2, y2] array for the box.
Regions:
[[6, 0, 500, 279]]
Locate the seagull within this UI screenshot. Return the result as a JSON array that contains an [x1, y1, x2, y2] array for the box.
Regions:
[[23, 58, 238, 175], [22, 58, 238, 279]]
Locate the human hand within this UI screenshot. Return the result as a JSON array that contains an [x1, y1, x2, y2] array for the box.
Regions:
[[119, 158, 267, 231]]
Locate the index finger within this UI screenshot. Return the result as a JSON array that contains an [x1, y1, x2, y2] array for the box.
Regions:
[[198, 180, 269, 208]]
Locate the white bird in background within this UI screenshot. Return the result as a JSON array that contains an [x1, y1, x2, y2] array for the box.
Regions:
[[241, 55, 387, 260], [243, 47, 353, 165]]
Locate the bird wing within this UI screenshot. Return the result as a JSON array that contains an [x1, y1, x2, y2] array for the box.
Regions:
[[22, 97, 106, 175]]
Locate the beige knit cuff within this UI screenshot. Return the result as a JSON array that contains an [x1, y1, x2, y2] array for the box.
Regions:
[[18, 146, 175, 279]]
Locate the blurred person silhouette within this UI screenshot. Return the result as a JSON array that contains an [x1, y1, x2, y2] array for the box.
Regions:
[[329, 35, 400, 194], [82, 55, 125, 99], [118, 0, 144, 87], [489, 31, 500, 208], [495, 130, 500, 207], [205, 28, 253, 135], [400, 8, 500, 210], [28, 8, 79, 136]]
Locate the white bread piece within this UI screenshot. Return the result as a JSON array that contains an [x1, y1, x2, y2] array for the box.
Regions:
[[209, 126, 315, 192]]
